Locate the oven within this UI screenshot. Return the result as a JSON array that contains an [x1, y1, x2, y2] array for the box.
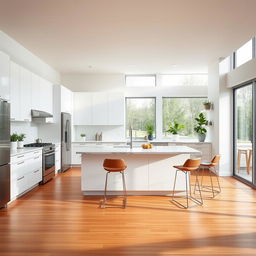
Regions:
[[42, 145, 55, 184]]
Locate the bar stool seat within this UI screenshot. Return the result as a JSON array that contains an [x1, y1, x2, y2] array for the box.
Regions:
[[171, 158, 203, 209], [99, 159, 127, 209], [195, 155, 221, 198]]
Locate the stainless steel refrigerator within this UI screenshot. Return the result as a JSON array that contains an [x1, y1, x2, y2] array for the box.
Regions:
[[61, 112, 71, 172], [0, 99, 10, 208]]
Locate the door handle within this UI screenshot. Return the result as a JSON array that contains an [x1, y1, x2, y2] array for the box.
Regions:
[[17, 161, 24, 165], [17, 176, 24, 181]]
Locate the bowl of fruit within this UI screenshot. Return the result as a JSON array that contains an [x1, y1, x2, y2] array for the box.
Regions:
[[141, 143, 153, 149]]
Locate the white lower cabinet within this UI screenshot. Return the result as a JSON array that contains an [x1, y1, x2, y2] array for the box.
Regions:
[[11, 149, 42, 200]]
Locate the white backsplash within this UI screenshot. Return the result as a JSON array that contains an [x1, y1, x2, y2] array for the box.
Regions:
[[74, 125, 125, 141], [11, 122, 38, 144]]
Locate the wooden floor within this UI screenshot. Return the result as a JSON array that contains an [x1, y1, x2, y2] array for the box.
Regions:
[[0, 168, 256, 256]]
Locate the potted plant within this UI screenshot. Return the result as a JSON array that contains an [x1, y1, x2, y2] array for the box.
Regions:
[[80, 133, 86, 142], [145, 122, 154, 140], [194, 112, 208, 142], [10, 133, 19, 150], [203, 100, 212, 110], [17, 133, 26, 148], [166, 121, 185, 141]]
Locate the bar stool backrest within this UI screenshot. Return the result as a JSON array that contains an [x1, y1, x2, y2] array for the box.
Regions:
[[211, 155, 221, 166], [103, 159, 127, 172], [183, 158, 201, 168]]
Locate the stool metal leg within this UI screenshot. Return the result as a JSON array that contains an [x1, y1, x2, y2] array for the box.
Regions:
[[100, 171, 109, 208], [171, 169, 203, 209], [121, 171, 127, 208]]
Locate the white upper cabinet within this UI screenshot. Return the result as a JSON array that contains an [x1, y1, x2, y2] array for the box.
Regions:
[[73, 92, 124, 126], [61, 86, 73, 114], [19, 66, 31, 121], [31, 72, 41, 111], [10, 61, 53, 122], [10, 61, 20, 121], [108, 92, 124, 125], [73, 92, 92, 125], [92, 92, 108, 125], [40, 78, 53, 115], [0, 51, 10, 101]]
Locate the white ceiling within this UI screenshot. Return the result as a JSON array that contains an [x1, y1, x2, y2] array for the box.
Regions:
[[0, 0, 255, 74]]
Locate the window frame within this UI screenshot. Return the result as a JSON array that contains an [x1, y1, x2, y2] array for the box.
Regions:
[[125, 97, 157, 139], [162, 96, 207, 138], [125, 74, 156, 88]]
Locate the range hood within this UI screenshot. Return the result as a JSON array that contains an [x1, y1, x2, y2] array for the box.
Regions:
[[31, 109, 53, 118]]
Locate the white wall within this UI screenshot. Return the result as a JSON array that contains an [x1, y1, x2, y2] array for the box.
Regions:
[[227, 58, 256, 87], [74, 125, 125, 142], [11, 122, 38, 144], [208, 59, 233, 176]]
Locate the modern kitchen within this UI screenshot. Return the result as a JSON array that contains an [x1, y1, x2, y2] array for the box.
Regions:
[[0, 1, 256, 255]]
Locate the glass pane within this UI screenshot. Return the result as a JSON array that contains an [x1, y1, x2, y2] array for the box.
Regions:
[[126, 75, 156, 87], [162, 98, 206, 139], [236, 40, 253, 68], [126, 98, 155, 138], [234, 84, 253, 182], [160, 74, 208, 87]]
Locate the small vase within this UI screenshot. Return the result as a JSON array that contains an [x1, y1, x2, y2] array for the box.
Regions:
[[18, 141, 24, 148], [11, 141, 18, 150], [172, 134, 179, 141], [198, 133, 206, 142], [81, 137, 86, 142], [148, 134, 153, 141], [204, 103, 211, 110]]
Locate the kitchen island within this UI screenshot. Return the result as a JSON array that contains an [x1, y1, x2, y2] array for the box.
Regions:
[[78, 146, 201, 195]]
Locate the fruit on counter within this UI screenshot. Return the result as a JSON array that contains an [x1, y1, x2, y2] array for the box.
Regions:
[[142, 144, 153, 149]]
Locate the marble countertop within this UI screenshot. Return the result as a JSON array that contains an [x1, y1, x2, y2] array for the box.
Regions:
[[11, 147, 43, 157], [77, 146, 201, 155]]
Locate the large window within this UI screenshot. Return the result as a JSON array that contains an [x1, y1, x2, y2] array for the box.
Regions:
[[160, 74, 208, 87], [126, 97, 156, 138], [162, 97, 207, 138]]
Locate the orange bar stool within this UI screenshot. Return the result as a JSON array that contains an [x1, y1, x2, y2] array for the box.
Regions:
[[195, 155, 221, 198], [171, 158, 203, 209], [99, 159, 127, 209]]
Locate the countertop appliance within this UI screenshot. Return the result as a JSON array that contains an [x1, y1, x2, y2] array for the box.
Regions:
[[0, 99, 10, 208], [61, 112, 71, 172], [24, 143, 55, 184]]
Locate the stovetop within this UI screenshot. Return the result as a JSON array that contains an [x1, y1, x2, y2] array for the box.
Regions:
[[24, 143, 53, 147]]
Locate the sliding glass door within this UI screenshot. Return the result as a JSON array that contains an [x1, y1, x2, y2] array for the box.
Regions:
[[234, 83, 254, 185]]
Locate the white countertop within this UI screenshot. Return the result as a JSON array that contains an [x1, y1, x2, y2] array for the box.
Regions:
[[77, 146, 201, 155], [11, 147, 43, 157], [73, 140, 211, 144]]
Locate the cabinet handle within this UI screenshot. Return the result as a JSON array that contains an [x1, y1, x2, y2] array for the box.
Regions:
[[34, 156, 40, 159], [17, 155, 24, 158], [34, 169, 40, 173], [17, 161, 24, 165], [17, 176, 24, 181], [34, 151, 40, 154]]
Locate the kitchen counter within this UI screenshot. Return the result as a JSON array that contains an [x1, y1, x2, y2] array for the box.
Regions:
[[77, 146, 200, 155], [80, 146, 201, 195], [73, 140, 211, 144], [11, 147, 43, 157]]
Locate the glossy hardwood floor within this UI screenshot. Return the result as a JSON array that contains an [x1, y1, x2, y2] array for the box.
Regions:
[[0, 168, 256, 256]]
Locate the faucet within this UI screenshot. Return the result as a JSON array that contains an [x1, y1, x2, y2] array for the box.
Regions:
[[129, 126, 133, 149]]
